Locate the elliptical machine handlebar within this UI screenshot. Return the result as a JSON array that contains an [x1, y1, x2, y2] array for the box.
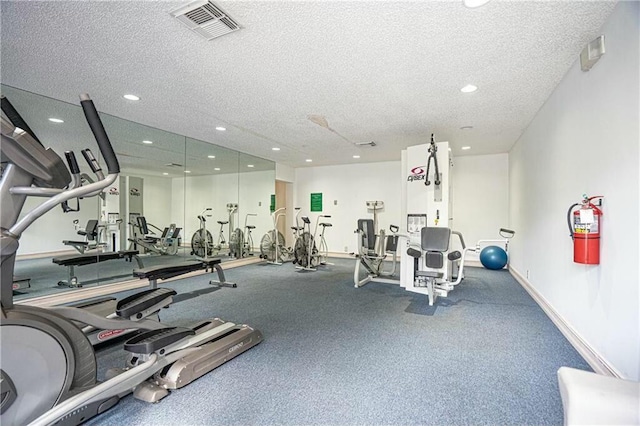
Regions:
[[79, 93, 120, 174], [9, 94, 120, 237]]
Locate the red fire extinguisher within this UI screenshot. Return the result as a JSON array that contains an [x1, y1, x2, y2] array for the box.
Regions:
[[567, 194, 604, 264]]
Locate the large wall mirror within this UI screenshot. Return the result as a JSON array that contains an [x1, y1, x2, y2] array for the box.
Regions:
[[2, 85, 275, 301]]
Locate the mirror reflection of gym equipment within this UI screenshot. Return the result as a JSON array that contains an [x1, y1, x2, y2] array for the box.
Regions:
[[128, 216, 181, 257], [190, 208, 215, 258], [229, 212, 257, 259]]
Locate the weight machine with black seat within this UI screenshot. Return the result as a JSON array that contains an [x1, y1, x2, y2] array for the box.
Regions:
[[128, 216, 181, 256], [63, 219, 101, 253]]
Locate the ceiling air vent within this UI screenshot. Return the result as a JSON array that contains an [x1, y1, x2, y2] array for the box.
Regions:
[[170, 0, 241, 41]]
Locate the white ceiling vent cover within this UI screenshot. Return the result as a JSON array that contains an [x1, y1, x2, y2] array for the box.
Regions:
[[170, 0, 241, 41]]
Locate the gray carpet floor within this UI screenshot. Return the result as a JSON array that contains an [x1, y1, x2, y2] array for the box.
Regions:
[[85, 258, 590, 425]]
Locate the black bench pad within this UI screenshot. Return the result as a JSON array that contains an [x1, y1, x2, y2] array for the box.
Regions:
[[53, 250, 139, 266], [133, 259, 222, 282]]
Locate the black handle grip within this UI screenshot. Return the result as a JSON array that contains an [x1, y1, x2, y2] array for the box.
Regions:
[[64, 151, 80, 174], [81, 149, 102, 173], [79, 94, 120, 174]]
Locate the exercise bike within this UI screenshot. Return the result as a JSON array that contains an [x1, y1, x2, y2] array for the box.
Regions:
[[190, 208, 215, 258], [229, 213, 257, 259], [0, 94, 262, 425], [260, 207, 287, 264], [294, 214, 331, 271]]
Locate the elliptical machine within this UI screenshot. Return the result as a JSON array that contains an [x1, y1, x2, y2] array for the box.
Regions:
[[0, 94, 262, 425]]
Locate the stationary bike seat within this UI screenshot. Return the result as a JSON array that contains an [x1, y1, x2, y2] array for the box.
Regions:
[[320, 223, 332, 227], [217, 221, 228, 225], [246, 225, 256, 230]]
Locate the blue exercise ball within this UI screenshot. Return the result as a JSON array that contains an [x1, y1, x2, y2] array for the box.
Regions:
[[480, 245, 508, 270]]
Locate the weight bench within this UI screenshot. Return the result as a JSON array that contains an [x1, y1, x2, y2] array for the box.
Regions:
[[133, 258, 236, 289], [52, 250, 140, 287]]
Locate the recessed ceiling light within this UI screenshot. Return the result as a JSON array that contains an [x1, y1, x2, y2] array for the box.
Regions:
[[123, 94, 140, 101], [247, 164, 254, 168], [215, 126, 226, 131], [461, 84, 478, 93], [162, 172, 169, 176], [461, 146, 471, 150], [448, 148, 452, 152], [48, 118, 64, 123], [142, 140, 153, 144], [463, 0, 490, 8], [305, 159, 313, 163], [272, 147, 280, 151], [208, 155, 216, 159], [353, 155, 360, 159], [14, 127, 26, 135], [460, 126, 474, 130], [185, 170, 191, 173], [214, 167, 221, 171]]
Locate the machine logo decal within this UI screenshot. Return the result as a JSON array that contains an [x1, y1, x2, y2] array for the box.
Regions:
[[229, 341, 244, 353], [130, 188, 141, 197], [108, 187, 120, 196], [97, 329, 125, 340], [407, 166, 426, 182]]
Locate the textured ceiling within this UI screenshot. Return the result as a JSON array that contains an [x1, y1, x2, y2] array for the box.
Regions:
[[0, 1, 616, 168]]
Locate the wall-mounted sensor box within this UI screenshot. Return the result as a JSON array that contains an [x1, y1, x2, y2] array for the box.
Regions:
[[581, 35, 605, 72]]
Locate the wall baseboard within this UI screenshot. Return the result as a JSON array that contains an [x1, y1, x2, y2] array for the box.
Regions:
[[510, 266, 621, 378], [17, 249, 75, 260]]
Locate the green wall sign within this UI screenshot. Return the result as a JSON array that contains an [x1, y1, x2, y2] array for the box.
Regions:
[[310, 193, 323, 212], [270, 194, 275, 213]]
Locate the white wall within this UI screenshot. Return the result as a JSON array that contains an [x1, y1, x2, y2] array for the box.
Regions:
[[239, 170, 275, 247], [509, 1, 639, 380], [294, 161, 402, 253], [452, 154, 509, 261], [276, 163, 295, 183], [142, 175, 173, 230]]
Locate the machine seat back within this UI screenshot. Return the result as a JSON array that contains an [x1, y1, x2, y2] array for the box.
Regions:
[[357, 219, 376, 251], [137, 216, 150, 235], [421, 227, 451, 269], [83, 220, 99, 241]]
